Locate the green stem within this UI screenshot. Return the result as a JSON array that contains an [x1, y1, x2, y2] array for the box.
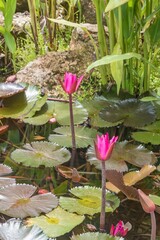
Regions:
[[69, 94, 77, 167], [100, 161, 106, 232], [150, 211, 156, 240]]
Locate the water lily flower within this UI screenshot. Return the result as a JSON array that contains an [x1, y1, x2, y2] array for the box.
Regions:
[[110, 220, 129, 237], [60, 72, 83, 94], [94, 133, 118, 161], [138, 189, 155, 213]]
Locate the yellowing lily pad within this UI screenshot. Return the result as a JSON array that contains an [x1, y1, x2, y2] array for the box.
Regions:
[[59, 186, 120, 215], [27, 207, 85, 238], [71, 232, 124, 240]]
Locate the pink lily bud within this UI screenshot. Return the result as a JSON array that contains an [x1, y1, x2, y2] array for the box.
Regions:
[[94, 133, 118, 161], [138, 189, 155, 213], [59, 72, 84, 94], [110, 220, 130, 237]]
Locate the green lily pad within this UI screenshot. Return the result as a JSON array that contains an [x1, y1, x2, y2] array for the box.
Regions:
[[0, 83, 25, 98], [59, 186, 120, 215], [132, 132, 160, 145], [71, 232, 124, 240], [154, 102, 160, 119], [0, 84, 47, 119], [54, 101, 88, 125], [24, 101, 55, 125], [0, 219, 55, 240], [99, 99, 156, 127], [11, 141, 71, 167], [87, 146, 128, 172], [149, 194, 160, 206], [27, 207, 85, 238], [138, 120, 160, 133], [49, 126, 97, 148]]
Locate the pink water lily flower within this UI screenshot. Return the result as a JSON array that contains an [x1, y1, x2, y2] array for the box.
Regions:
[[60, 72, 84, 94], [94, 133, 118, 161], [138, 189, 155, 213], [110, 220, 129, 237]]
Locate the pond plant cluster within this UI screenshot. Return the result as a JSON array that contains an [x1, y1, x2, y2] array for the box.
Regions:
[[0, 0, 160, 240]]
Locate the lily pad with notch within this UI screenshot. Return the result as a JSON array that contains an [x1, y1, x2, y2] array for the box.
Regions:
[[99, 99, 156, 128]]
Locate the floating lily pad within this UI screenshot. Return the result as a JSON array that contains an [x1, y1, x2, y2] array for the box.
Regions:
[[0, 83, 25, 98], [49, 126, 97, 148], [0, 184, 58, 218], [59, 186, 120, 215], [0, 219, 54, 240], [0, 164, 16, 187], [71, 232, 124, 240], [99, 99, 156, 127], [87, 146, 128, 172], [27, 207, 85, 238], [54, 101, 88, 125], [0, 164, 13, 176], [132, 132, 160, 145], [24, 101, 55, 125], [11, 141, 71, 167]]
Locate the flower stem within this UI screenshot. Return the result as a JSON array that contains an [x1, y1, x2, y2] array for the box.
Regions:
[[69, 94, 77, 167], [100, 160, 106, 232], [150, 211, 156, 240]]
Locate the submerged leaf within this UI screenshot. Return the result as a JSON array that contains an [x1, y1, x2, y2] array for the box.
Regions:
[[49, 126, 97, 148], [0, 218, 54, 240], [59, 186, 120, 215], [11, 141, 71, 167], [27, 207, 85, 238], [0, 184, 58, 218], [99, 99, 156, 127], [71, 232, 124, 240]]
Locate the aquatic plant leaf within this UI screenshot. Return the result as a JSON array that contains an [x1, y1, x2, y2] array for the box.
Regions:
[[137, 120, 160, 133], [49, 126, 97, 148], [82, 97, 122, 127], [0, 125, 9, 135], [0, 164, 13, 176], [54, 101, 88, 125], [0, 218, 54, 240], [27, 207, 85, 238], [0, 84, 47, 119], [0, 164, 16, 187], [0, 184, 58, 218], [106, 165, 156, 193], [87, 146, 128, 172], [0, 83, 25, 98], [24, 101, 55, 125], [99, 99, 156, 127], [105, 0, 129, 12], [11, 141, 71, 167], [149, 195, 160, 206], [106, 170, 139, 201], [59, 186, 120, 215], [132, 132, 160, 145], [71, 232, 124, 240]]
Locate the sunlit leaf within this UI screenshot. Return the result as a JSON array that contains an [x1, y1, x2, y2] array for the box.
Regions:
[[54, 101, 88, 125], [105, 0, 129, 12], [99, 99, 156, 127], [0, 218, 54, 240], [87, 146, 128, 172], [27, 207, 85, 238], [149, 194, 160, 207], [71, 232, 124, 240], [0, 164, 16, 187], [0, 164, 12, 176], [132, 132, 160, 145], [0, 184, 58, 218], [106, 165, 156, 193], [49, 126, 97, 148], [11, 141, 71, 167], [0, 83, 25, 98], [59, 186, 120, 215]]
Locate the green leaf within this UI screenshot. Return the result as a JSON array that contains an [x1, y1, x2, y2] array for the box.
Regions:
[[54, 101, 88, 125], [71, 232, 124, 240], [11, 141, 71, 167], [4, 0, 16, 30], [0, 0, 5, 12], [49, 126, 97, 148], [132, 132, 160, 145], [105, 0, 129, 12], [48, 18, 85, 29], [139, 120, 160, 133], [99, 99, 156, 128], [110, 43, 123, 94], [149, 194, 160, 206], [0, 26, 5, 35], [23, 101, 55, 125], [4, 31, 16, 53], [27, 207, 85, 238], [0, 83, 25, 98], [59, 186, 120, 215], [86, 53, 141, 72]]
